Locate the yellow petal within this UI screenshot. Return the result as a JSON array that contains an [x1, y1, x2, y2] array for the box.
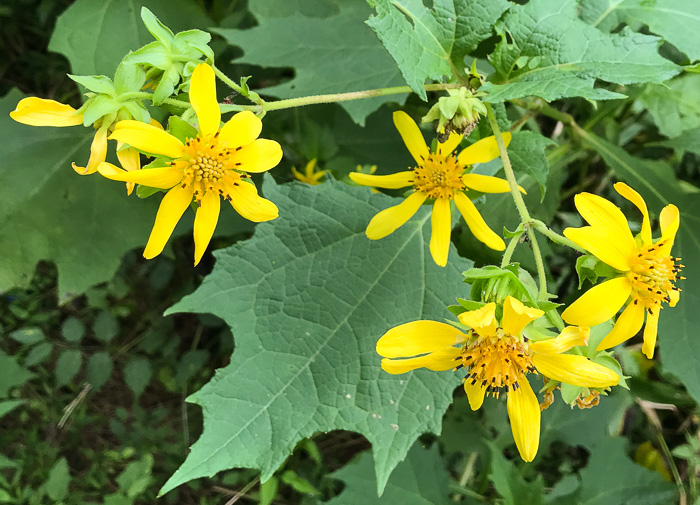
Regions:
[[380, 347, 462, 374], [366, 192, 426, 240], [502, 296, 544, 336], [462, 173, 524, 194], [596, 301, 644, 351], [110, 120, 185, 158], [219, 110, 262, 148], [376, 320, 466, 358], [10, 97, 83, 127], [614, 182, 651, 245], [429, 198, 451, 267], [190, 63, 220, 137], [193, 191, 221, 266], [658, 204, 680, 256], [227, 180, 279, 222], [564, 226, 633, 272], [349, 171, 414, 189], [116, 143, 141, 172], [507, 378, 540, 462], [530, 326, 589, 355], [457, 133, 511, 166], [532, 353, 620, 387], [464, 380, 486, 410], [453, 192, 505, 250], [642, 309, 660, 359], [561, 277, 632, 327], [669, 288, 680, 307], [228, 139, 283, 173], [573, 192, 636, 256], [458, 303, 498, 336], [437, 131, 462, 156], [393, 110, 429, 164], [72, 126, 108, 175], [143, 184, 194, 259], [97, 162, 183, 189]]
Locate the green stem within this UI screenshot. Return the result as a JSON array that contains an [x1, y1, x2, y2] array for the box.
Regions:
[[211, 64, 245, 95], [531, 220, 586, 253], [261, 83, 462, 112], [120, 91, 192, 109], [501, 233, 522, 267], [527, 226, 549, 300], [486, 103, 549, 299]]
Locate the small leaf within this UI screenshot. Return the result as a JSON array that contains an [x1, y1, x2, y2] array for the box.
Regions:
[[56, 350, 83, 386], [488, 441, 545, 505], [94, 310, 119, 343], [45, 458, 71, 501], [86, 352, 113, 392], [280, 470, 319, 495], [124, 357, 152, 398], [61, 317, 85, 343], [24, 342, 53, 367], [0, 351, 35, 397], [259, 476, 278, 505], [9, 327, 45, 345]]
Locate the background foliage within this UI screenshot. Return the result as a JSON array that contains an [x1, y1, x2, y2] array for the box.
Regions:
[[1, 0, 699, 504]]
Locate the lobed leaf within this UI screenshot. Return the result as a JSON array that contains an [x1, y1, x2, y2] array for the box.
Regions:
[[160, 176, 472, 495]]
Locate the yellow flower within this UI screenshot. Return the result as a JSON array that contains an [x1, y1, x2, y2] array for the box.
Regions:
[[292, 159, 326, 185], [97, 63, 283, 266], [561, 183, 682, 359], [376, 296, 619, 462], [349, 111, 519, 266], [10, 97, 108, 175]]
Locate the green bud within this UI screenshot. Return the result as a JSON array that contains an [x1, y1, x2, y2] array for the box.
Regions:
[[422, 86, 487, 141]]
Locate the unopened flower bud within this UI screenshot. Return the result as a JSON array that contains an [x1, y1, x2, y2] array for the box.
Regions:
[[422, 87, 487, 142]]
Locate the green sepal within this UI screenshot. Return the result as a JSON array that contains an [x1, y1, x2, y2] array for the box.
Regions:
[[575, 254, 619, 288], [153, 66, 180, 106], [113, 62, 147, 94], [123, 42, 171, 70], [463, 264, 533, 305], [592, 355, 629, 389], [447, 298, 486, 316], [560, 382, 585, 405], [69, 74, 116, 95], [167, 116, 197, 144], [174, 29, 214, 62], [140, 7, 174, 46], [81, 95, 121, 126], [120, 101, 151, 124]]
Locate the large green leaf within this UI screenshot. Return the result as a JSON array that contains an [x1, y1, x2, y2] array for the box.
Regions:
[[581, 133, 700, 402], [160, 176, 472, 495], [0, 90, 159, 298], [326, 444, 450, 504], [580, 0, 700, 61], [482, 0, 680, 102], [639, 74, 700, 138], [214, 0, 407, 126], [366, 0, 511, 100], [49, 0, 211, 77], [549, 437, 677, 505]]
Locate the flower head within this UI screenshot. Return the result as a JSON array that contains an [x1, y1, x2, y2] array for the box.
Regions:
[[349, 111, 520, 266], [376, 296, 619, 461], [98, 63, 283, 265], [561, 183, 682, 358], [292, 159, 326, 185]]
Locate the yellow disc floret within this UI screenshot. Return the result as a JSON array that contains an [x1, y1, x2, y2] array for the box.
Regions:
[[412, 152, 465, 200]]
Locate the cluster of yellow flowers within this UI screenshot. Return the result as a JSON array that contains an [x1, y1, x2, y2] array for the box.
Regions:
[[11, 58, 682, 464]]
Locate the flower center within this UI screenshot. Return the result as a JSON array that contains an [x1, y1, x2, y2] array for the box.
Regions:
[[412, 153, 465, 199], [183, 134, 231, 190], [627, 240, 683, 309], [460, 331, 535, 398]]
